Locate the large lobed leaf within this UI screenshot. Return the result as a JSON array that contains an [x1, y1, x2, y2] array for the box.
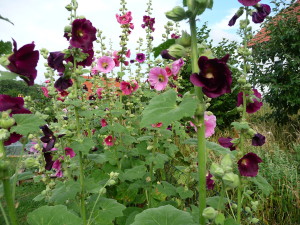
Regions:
[[10, 114, 46, 136], [141, 90, 197, 127]]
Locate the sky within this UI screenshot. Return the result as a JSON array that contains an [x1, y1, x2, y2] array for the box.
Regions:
[[1, 0, 276, 84]]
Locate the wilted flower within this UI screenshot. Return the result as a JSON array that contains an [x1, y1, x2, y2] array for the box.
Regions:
[[116, 11, 132, 25], [96, 56, 115, 73], [238, 152, 262, 177], [47, 51, 65, 72], [148, 67, 169, 91], [237, 89, 263, 113], [70, 18, 97, 51], [136, 53, 146, 63], [7, 39, 39, 86], [238, 0, 261, 6], [218, 137, 236, 151], [252, 4, 271, 23], [104, 135, 115, 146], [190, 55, 232, 98], [252, 133, 265, 146]]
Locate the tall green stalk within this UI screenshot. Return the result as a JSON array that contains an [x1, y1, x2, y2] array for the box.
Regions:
[[189, 15, 206, 225]]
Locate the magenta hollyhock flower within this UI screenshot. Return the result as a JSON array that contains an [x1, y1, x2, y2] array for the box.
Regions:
[[41, 87, 49, 98], [91, 66, 99, 75], [96, 56, 115, 73], [104, 135, 115, 146], [120, 80, 139, 95], [96, 88, 103, 99], [55, 170, 63, 178], [165, 66, 172, 77], [237, 89, 263, 113], [54, 77, 73, 91], [206, 172, 215, 190], [0, 95, 31, 146], [47, 51, 65, 72], [101, 119, 108, 127], [65, 147, 76, 158], [171, 58, 185, 76], [7, 39, 39, 86], [238, 152, 262, 177], [218, 137, 236, 151], [52, 159, 62, 171], [126, 49, 131, 58], [116, 11, 132, 25], [171, 33, 180, 39], [70, 18, 97, 51], [252, 4, 271, 23], [252, 133, 265, 146], [204, 113, 216, 138], [238, 0, 261, 6], [190, 55, 232, 98], [131, 80, 139, 92], [136, 53, 146, 63], [151, 122, 163, 128], [148, 67, 169, 91], [141, 15, 155, 32]]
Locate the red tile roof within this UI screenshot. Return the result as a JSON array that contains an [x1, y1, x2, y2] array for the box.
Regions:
[[248, 0, 300, 46]]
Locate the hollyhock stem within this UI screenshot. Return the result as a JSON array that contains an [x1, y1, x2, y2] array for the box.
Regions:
[[0, 139, 6, 158], [3, 178, 18, 225], [189, 15, 206, 225], [0, 200, 10, 225]]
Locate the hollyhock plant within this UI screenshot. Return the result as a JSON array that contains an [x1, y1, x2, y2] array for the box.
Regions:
[[104, 135, 115, 146], [238, 0, 261, 6], [0, 95, 31, 146], [252, 133, 266, 146], [206, 172, 215, 190], [70, 18, 97, 51], [41, 87, 49, 98], [47, 51, 65, 72], [96, 56, 115, 73], [116, 11, 132, 25], [252, 4, 271, 23], [96, 88, 103, 99], [237, 89, 263, 113], [238, 152, 263, 177], [148, 67, 169, 91], [190, 54, 232, 98], [218, 137, 236, 151], [7, 39, 39, 86], [189, 112, 216, 138], [65, 147, 76, 158], [101, 119, 108, 127], [136, 53, 146, 63], [171, 58, 184, 76], [54, 76, 73, 91]]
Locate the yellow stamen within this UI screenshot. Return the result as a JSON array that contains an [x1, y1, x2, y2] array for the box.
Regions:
[[158, 74, 165, 82], [102, 62, 109, 69], [205, 72, 214, 79]]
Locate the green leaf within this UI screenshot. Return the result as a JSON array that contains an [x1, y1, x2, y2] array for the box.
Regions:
[[10, 114, 46, 136], [157, 181, 177, 197], [0, 71, 18, 80], [215, 213, 225, 225], [231, 121, 251, 131], [87, 153, 108, 164], [120, 165, 147, 182], [176, 186, 194, 199], [70, 137, 95, 154], [49, 181, 80, 204], [0, 14, 14, 25], [224, 218, 239, 225], [153, 39, 176, 58], [0, 40, 12, 55], [250, 174, 273, 196], [78, 109, 105, 119], [27, 205, 82, 225], [206, 141, 233, 155], [131, 205, 196, 225], [141, 90, 197, 127], [206, 196, 228, 210]]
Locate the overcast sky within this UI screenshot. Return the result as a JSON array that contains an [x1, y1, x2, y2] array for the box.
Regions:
[[1, 0, 274, 84]]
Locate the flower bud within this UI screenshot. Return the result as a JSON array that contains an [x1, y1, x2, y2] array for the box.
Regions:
[[245, 206, 251, 214], [24, 157, 39, 168], [175, 31, 191, 47], [64, 25, 72, 33], [210, 163, 224, 178], [0, 117, 15, 129], [0, 55, 10, 66], [168, 44, 186, 59], [0, 128, 10, 142], [202, 207, 218, 220], [222, 172, 239, 189], [108, 179, 116, 186], [165, 6, 187, 22], [250, 218, 259, 224], [65, 4, 73, 11]]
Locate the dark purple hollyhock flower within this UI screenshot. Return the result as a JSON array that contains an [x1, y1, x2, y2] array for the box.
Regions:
[[237, 89, 263, 113], [0, 95, 31, 146], [238, 152, 262, 177], [136, 53, 146, 63], [40, 125, 56, 152], [206, 172, 215, 190], [70, 18, 97, 51], [7, 39, 39, 86], [141, 15, 155, 32], [48, 51, 65, 73], [44, 152, 54, 171], [252, 4, 271, 23], [252, 133, 265, 146], [229, 14, 239, 26], [218, 137, 236, 151], [54, 77, 73, 91], [190, 55, 232, 98], [66, 49, 94, 67], [160, 49, 176, 60]]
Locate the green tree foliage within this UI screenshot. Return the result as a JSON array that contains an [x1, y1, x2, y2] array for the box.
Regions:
[[251, 0, 300, 124]]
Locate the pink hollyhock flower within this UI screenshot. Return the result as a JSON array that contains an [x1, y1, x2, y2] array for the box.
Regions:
[[237, 89, 263, 113], [129, 23, 134, 30], [238, 0, 261, 6], [41, 87, 49, 98], [116, 11, 132, 25], [7, 39, 39, 86], [96, 56, 115, 73], [29, 142, 39, 153], [124, 61, 129, 66], [96, 88, 103, 99], [104, 135, 115, 146], [45, 80, 50, 83], [101, 119, 108, 127], [70, 18, 97, 51], [205, 113, 216, 138], [91, 66, 99, 75], [136, 53, 146, 63], [165, 66, 173, 77], [148, 67, 169, 91], [126, 49, 131, 58], [171, 58, 185, 76], [120, 80, 139, 95], [52, 159, 62, 171], [55, 170, 63, 177], [65, 147, 76, 158], [238, 152, 262, 177], [171, 33, 180, 39], [151, 122, 163, 128]]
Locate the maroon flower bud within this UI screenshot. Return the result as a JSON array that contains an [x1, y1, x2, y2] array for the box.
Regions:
[[252, 133, 265, 146], [218, 137, 236, 151]]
